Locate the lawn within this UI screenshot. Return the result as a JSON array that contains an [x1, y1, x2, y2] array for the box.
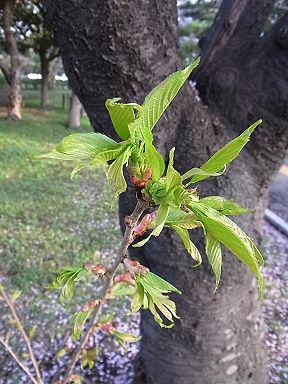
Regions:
[[0, 103, 120, 290]]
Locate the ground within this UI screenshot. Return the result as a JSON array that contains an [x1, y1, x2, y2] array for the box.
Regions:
[[0, 96, 287, 383]]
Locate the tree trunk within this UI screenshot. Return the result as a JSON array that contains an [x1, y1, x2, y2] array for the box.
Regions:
[[2, 0, 22, 120], [40, 53, 50, 108], [68, 92, 82, 128], [44, 1, 288, 383]]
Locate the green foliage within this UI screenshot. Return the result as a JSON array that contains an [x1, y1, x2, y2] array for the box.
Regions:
[[38, 59, 265, 340], [131, 272, 182, 328], [72, 309, 93, 340], [49, 266, 88, 304]]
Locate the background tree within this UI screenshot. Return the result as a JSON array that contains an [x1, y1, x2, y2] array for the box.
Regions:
[[44, 1, 288, 383], [178, 0, 220, 63], [0, 0, 26, 120], [13, 0, 59, 108]]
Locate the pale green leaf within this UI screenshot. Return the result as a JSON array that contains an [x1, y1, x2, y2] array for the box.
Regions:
[[165, 207, 200, 229], [189, 202, 264, 298], [171, 225, 202, 265], [190, 119, 262, 183], [182, 166, 226, 185], [110, 282, 135, 298], [34, 132, 119, 162], [166, 148, 182, 192], [145, 144, 165, 181], [105, 98, 141, 140], [111, 330, 141, 347], [143, 272, 182, 295], [200, 196, 251, 215], [72, 309, 93, 340], [29, 325, 37, 339], [131, 283, 145, 313], [205, 231, 222, 291], [132, 58, 200, 142], [11, 289, 22, 301], [107, 146, 132, 198]]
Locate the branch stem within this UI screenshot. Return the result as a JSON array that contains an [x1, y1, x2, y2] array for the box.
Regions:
[[62, 198, 148, 384], [0, 289, 43, 384], [0, 337, 39, 384]]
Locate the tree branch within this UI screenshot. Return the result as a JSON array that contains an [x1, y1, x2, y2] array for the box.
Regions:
[[0, 289, 43, 384], [0, 337, 39, 384], [60, 198, 149, 384], [0, 58, 11, 85], [195, 0, 277, 78]]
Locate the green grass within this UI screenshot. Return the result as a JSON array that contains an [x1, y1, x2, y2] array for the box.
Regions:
[[0, 104, 120, 290]]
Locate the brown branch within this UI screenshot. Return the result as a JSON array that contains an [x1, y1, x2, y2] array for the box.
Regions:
[[0, 58, 11, 85], [0, 337, 39, 384], [61, 198, 149, 384], [195, 0, 277, 78], [0, 289, 43, 384]]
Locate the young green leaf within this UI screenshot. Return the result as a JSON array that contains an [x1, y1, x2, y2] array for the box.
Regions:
[[107, 146, 132, 198], [165, 207, 200, 229], [131, 57, 200, 143], [189, 202, 264, 298], [171, 225, 202, 265], [111, 330, 141, 348], [145, 144, 165, 181], [181, 166, 226, 186], [72, 309, 93, 340], [205, 231, 222, 291], [131, 283, 145, 313], [34, 132, 119, 162], [110, 282, 135, 298], [105, 98, 141, 140], [166, 148, 182, 192], [133, 272, 181, 328], [144, 272, 182, 294], [189, 119, 262, 183], [49, 266, 87, 304], [200, 196, 251, 216]]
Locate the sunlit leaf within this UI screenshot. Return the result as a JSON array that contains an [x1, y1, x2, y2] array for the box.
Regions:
[[131, 58, 200, 143], [72, 309, 93, 340], [171, 225, 202, 265], [200, 196, 251, 216], [105, 98, 141, 140], [205, 231, 222, 291], [190, 119, 262, 183], [107, 146, 132, 198]]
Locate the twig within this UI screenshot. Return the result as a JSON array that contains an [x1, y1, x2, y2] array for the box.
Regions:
[[0, 337, 39, 384], [61, 198, 148, 384], [0, 289, 43, 384]]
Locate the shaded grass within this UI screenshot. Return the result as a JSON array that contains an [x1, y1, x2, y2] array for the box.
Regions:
[[0, 106, 120, 290]]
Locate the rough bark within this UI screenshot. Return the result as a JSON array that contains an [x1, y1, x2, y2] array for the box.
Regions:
[[1, 0, 22, 120], [44, 1, 288, 383], [40, 53, 50, 108], [68, 92, 82, 128]]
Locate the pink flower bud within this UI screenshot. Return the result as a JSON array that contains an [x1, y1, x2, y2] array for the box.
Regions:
[[84, 262, 107, 276], [133, 211, 157, 236], [82, 299, 100, 312], [115, 273, 136, 286], [123, 259, 149, 277]]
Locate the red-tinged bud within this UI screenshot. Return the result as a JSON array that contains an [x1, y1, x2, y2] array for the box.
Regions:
[[123, 259, 149, 277], [82, 299, 100, 312], [84, 262, 107, 276], [115, 273, 136, 286], [133, 211, 156, 236], [98, 323, 114, 333], [129, 168, 152, 190]]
